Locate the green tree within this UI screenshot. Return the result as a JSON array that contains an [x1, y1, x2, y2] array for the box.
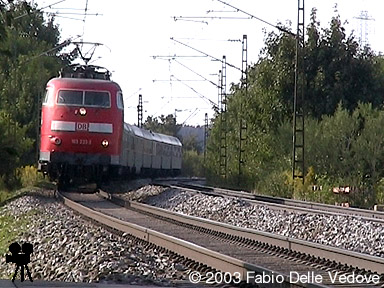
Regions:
[[306, 104, 360, 181], [205, 8, 384, 201], [0, 2, 65, 187], [143, 114, 179, 136], [305, 9, 384, 117], [180, 134, 200, 152], [181, 150, 204, 177], [353, 105, 384, 186]]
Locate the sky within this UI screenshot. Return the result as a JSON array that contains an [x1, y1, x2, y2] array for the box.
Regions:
[[33, 0, 384, 126]]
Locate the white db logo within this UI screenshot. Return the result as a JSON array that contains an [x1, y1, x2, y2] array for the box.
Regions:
[[76, 122, 88, 131]]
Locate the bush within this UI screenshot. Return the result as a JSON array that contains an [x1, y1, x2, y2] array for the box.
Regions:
[[16, 165, 44, 188], [182, 150, 204, 177], [0, 175, 6, 192], [257, 170, 293, 198]]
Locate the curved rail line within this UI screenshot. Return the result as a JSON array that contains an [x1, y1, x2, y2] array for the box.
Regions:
[[98, 190, 384, 275], [57, 191, 308, 288], [169, 182, 384, 223], [57, 188, 384, 287]]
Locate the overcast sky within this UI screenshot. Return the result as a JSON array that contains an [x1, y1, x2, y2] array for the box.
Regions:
[[34, 0, 383, 126]]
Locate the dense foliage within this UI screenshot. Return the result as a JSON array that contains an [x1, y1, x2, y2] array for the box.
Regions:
[[0, 1, 65, 188], [143, 114, 179, 136], [2, 3, 384, 209], [205, 10, 384, 208]]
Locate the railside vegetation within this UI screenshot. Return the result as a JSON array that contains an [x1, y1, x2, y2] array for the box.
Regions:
[[0, 2, 69, 191], [205, 9, 384, 208]]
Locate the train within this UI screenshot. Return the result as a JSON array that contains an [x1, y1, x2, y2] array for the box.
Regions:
[[38, 64, 182, 185]]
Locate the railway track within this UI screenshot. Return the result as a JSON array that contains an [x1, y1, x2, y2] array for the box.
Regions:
[[57, 189, 384, 288], [168, 182, 384, 223]]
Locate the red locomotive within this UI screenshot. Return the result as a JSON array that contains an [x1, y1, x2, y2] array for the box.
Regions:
[[38, 64, 182, 185]]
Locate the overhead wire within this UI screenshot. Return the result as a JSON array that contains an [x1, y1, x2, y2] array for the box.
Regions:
[[173, 0, 295, 36], [153, 79, 206, 82], [53, 15, 83, 21], [206, 9, 238, 13], [18, 37, 75, 65], [40, 0, 67, 9], [151, 99, 172, 117], [173, 17, 208, 25], [151, 55, 207, 59], [215, 0, 295, 36], [181, 108, 199, 125], [82, 0, 89, 37], [172, 59, 219, 88], [125, 88, 142, 101], [41, 2, 101, 24], [170, 37, 241, 72], [48, 12, 100, 16], [174, 16, 251, 21], [45, 7, 87, 11], [14, 0, 66, 20], [171, 75, 218, 109], [174, 37, 241, 42]]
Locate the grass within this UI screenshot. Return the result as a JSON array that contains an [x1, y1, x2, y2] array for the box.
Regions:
[[0, 211, 36, 256], [0, 176, 56, 206], [0, 208, 40, 280], [0, 214, 21, 255], [0, 175, 53, 256], [0, 189, 30, 209], [0, 168, 54, 261]]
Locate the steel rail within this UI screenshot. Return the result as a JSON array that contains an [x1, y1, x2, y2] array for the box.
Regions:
[[170, 182, 384, 223], [98, 190, 384, 276], [57, 191, 324, 288]]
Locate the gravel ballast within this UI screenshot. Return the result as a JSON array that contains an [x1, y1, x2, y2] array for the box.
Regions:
[[141, 186, 384, 257], [0, 193, 189, 285]]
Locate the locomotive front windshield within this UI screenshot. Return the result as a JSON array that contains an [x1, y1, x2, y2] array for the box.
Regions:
[[58, 90, 110, 108]]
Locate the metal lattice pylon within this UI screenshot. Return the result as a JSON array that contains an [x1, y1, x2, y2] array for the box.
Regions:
[[204, 113, 209, 161], [137, 94, 143, 128], [219, 56, 227, 178], [292, 0, 305, 183], [238, 35, 248, 184]]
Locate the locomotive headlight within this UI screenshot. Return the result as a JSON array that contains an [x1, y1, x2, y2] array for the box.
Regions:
[[50, 137, 62, 145], [79, 107, 87, 116], [101, 139, 109, 148]]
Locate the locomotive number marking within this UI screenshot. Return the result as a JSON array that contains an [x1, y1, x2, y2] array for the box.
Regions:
[[71, 139, 92, 145], [76, 122, 88, 131]]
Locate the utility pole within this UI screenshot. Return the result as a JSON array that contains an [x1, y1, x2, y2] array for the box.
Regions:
[[219, 56, 227, 179], [217, 70, 222, 111], [292, 0, 305, 184], [216, 69, 222, 176], [354, 10, 374, 47], [238, 34, 248, 185], [137, 94, 143, 128], [204, 113, 209, 161]]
